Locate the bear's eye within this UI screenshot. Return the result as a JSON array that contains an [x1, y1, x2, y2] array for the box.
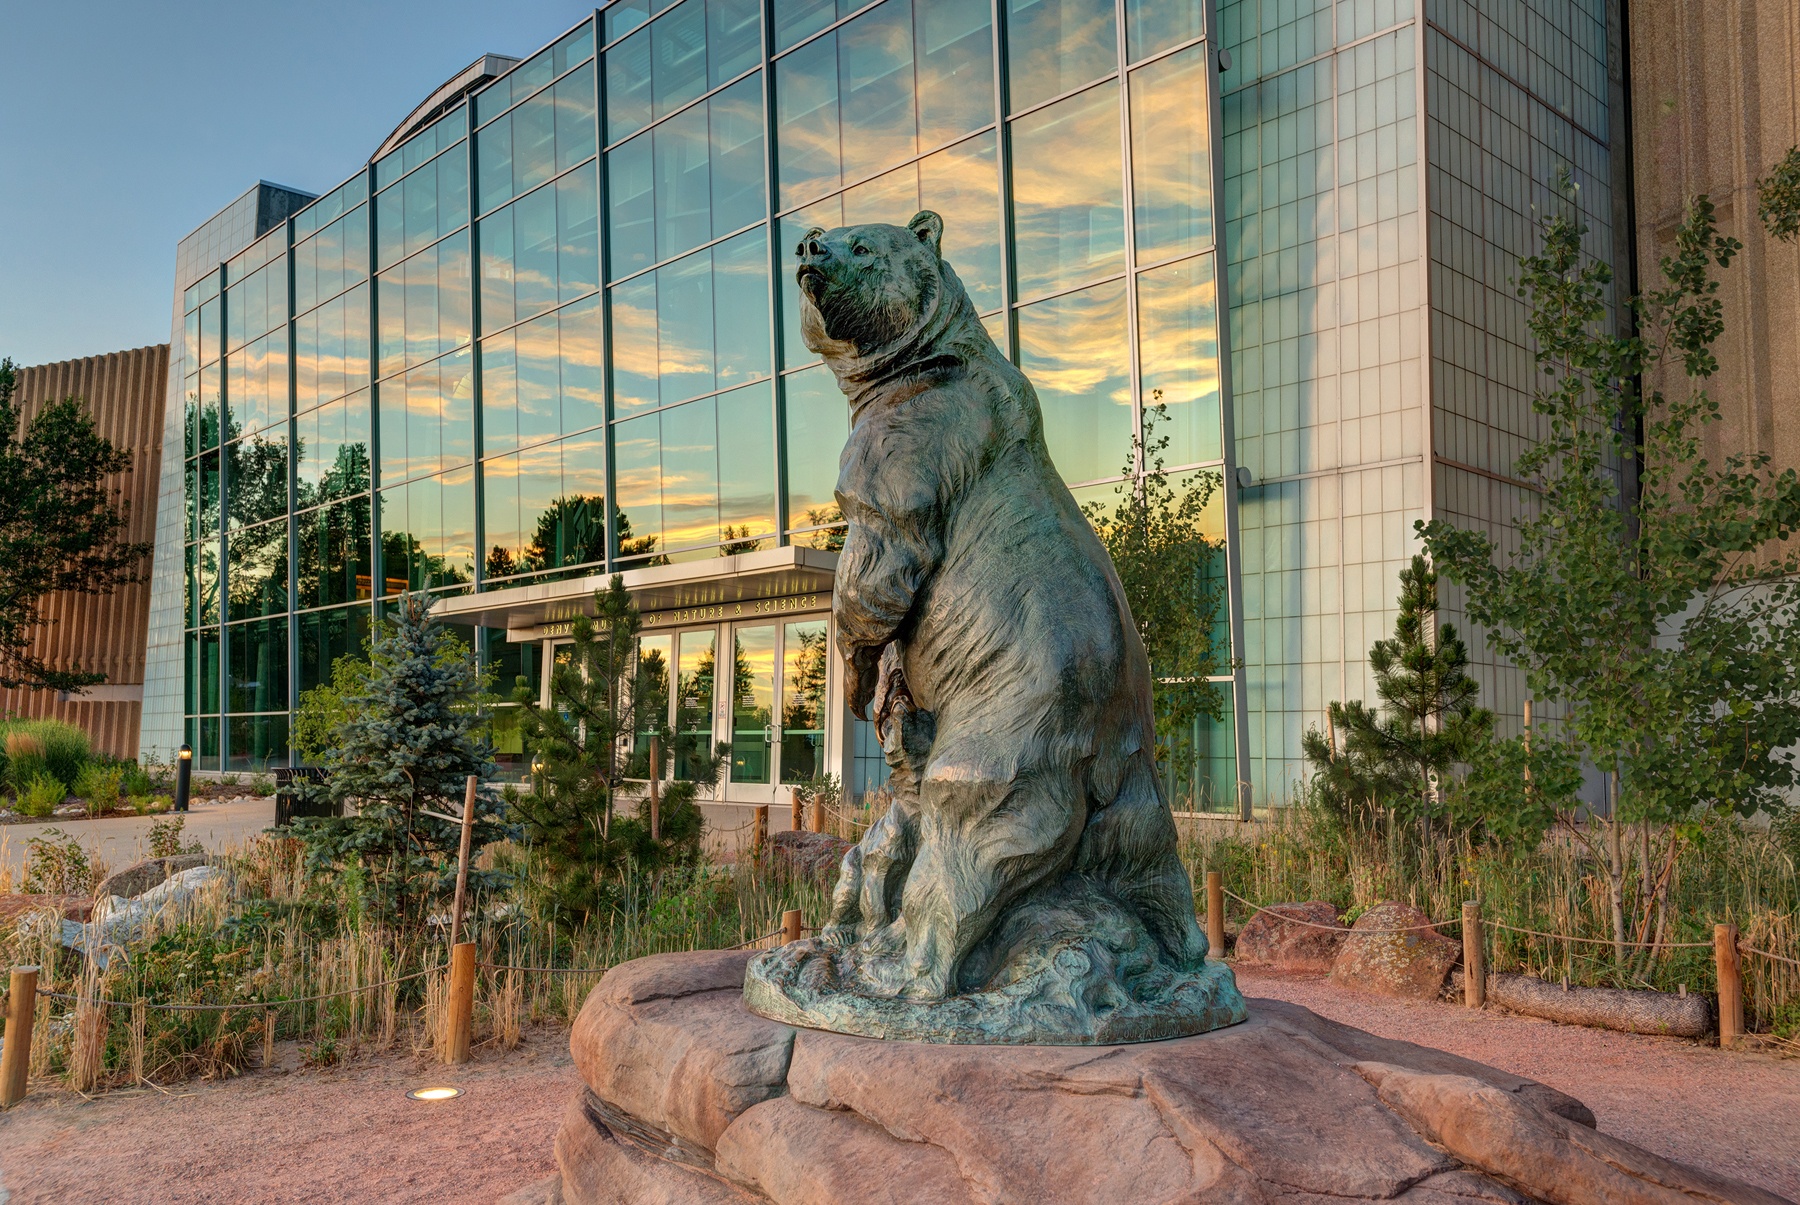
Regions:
[[852, 243, 872, 257]]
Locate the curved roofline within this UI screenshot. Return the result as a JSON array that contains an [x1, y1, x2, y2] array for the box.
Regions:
[[372, 54, 522, 163]]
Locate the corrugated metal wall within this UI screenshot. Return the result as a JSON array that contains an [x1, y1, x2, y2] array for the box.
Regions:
[[1, 345, 169, 758]]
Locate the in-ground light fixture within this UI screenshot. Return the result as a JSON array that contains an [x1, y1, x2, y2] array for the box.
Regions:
[[406, 1086, 464, 1102]]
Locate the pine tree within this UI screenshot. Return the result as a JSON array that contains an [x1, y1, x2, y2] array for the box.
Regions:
[[1303, 555, 1492, 833], [514, 576, 722, 927], [294, 592, 498, 928]]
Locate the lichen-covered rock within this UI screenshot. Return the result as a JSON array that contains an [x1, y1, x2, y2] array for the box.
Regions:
[[542, 950, 1790, 1205], [1330, 901, 1460, 999], [1234, 900, 1347, 971]]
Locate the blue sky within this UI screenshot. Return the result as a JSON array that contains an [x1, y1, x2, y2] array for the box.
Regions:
[[0, 1, 596, 366]]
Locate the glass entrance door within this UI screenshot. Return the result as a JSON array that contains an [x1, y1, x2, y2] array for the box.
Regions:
[[728, 624, 777, 790], [779, 618, 829, 786]]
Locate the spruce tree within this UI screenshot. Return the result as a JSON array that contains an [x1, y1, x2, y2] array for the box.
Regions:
[[294, 592, 498, 928], [514, 576, 721, 927], [1303, 554, 1492, 833]]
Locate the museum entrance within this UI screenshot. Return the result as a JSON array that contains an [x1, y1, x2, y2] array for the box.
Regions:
[[626, 612, 832, 808]]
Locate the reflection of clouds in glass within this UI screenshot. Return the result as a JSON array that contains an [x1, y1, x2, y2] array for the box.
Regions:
[[1129, 46, 1211, 260], [1137, 253, 1221, 464], [1009, 82, 1123, 299], [1017, 278, 1131, 485]]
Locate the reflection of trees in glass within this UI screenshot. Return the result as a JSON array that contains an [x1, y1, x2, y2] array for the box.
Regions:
[[796, 505, 847, 551], [381, 527, 472, 592], [721, 524, 763, 555], [615, 504, 668, 566], [781, 626, 827, 732], [296, 495, 372, 605], [485, 492, 607, 579], [296, 441, 371, 510], [731, 634, 765, 725], [780, 622, 828, 783]]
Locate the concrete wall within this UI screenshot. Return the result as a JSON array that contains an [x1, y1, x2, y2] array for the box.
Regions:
[[1629, 0, 1800, 476], [2, 345, 169, 758]]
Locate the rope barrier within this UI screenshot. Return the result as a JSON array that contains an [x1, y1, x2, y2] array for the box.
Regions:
[[727, 928, 786, 950], [1740, 943, 1800, 969], [476, 961, 606, 975], [1486, 920, 1712, 950], [34, 964, 442, 1013], [1222, 889, 1459, 935]]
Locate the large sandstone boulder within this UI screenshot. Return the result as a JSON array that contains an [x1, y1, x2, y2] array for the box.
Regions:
[[94, 853, 210, 901], [0, 893, 93, 924], [532, 949, 1789, 1205], [1234, 900, 1347, 971], [1330, 900, 1461, 999]]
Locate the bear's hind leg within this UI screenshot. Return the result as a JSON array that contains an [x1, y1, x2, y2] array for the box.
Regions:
[[1073, 750, 1208, 970], [896, 746, 1087, 1000]]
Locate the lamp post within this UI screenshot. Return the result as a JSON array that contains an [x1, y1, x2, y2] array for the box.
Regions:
[[530, 753, 544, 797], [175, 743, 193, 813]]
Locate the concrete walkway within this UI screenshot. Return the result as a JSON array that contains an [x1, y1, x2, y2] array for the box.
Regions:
[[0, 796, 277, 881]]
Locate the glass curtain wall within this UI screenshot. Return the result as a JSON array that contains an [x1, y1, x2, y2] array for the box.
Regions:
[[179, 4, 1232, 788]]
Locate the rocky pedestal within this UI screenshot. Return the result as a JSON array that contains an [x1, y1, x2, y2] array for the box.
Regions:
[[532, 950, 1790, 1205]]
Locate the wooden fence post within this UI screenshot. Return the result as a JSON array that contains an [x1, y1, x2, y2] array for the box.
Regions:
[[1463, 900, 1486, 1009], [754, 804, 769, 856], [448, 942, 476, 1065], [1715, 923, 1743, 1047], [1205, 872, 1226, 960], [811, 792, 825, 833], [2, 966, 39, 1108], [449, 774, 478, 949], [649, 736, 662, 842], [783, 910, 803, 945], [790, 787, 804, 833]]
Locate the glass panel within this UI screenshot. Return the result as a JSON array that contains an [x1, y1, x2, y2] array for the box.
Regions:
[[773, 0, 839, 50], [633, 633, 673, 768], [1009, 81, 1123, 298], [653, 0, 709, 116], [227, 714, 290, 772], [296, 390, 373, 509], [1016, 278, 1130, 485], [710, 0, 762, 86], [1006, 0, 1116, 111], [613, 411, 665, 562], [837, 0, 916, 186], [478, 66, 596, 213], [190, 629, 222, 714], [662, 394, 721, 550], [775, 34, 841, 209], [717, 381, 777, 545], [1129, 45, 1212, 259], [1124, 0, 1201, 63], [1137, 253, 1221, 465], [227, 517, 289, 621], [379, 347, 474, 485], [296, 283, 370, 410], [378, 233, 471, 379], [296, 495, 373, 608], [226, 616, 288, 715], [781, 365, 848, 536], [554, 63, 598, 172], [915, 0, 992, 145], [484, 433, 608, 579], [1163, 682, 1235, 812], [608, 75, 764, 277], [609, 228, 771, 416], [225, 429, 288, 530], [729, 623, 776, 783], [608, 29, 654, 142], [674, 628, 717, 780], [780, 618, 829, 782], [190, 539, 221, 626], [299, 605, 372, 695]]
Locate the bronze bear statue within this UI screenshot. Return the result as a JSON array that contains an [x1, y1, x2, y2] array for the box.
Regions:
[[742, 211, 1246, 1044]]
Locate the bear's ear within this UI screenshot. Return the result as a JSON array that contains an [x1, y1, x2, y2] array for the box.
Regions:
[[907, 210, 944, 256]]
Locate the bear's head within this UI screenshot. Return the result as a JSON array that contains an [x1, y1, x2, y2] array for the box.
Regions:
[[794, 211, 973, 369]]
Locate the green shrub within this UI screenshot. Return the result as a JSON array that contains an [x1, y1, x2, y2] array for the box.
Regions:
[[127, 793, 153, 815], [75, 763, 126, 815], [4, 731, 48, 789], [22, 828, 93, 894], [248, 772, 274, 797], [20, 772, 66, 817], [148, 814, 202, 858], [120, 761, 153, 797], [0, 719, 92, 787]]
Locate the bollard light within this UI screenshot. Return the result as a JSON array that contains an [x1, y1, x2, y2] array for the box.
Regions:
[[175, 743, 193, 813]]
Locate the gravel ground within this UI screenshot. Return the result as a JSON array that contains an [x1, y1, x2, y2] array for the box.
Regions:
[[0, 971, 1795, 1203]]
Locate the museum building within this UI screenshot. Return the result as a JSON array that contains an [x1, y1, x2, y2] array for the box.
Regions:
[[144, 0, 1628, 810]]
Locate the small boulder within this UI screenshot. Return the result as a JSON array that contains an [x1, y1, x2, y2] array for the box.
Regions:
[[1235, 901, 1347, 971], [1329, 901, 1459, 999], [769, 830, 850, 881], [94, 852, 209, 901]]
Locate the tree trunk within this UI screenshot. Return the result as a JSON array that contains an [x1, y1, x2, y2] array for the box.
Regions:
[[1606, 774, 1626, 964]]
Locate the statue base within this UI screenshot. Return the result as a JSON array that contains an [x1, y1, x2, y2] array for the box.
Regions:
[[524, 950, 1788, 1205], [742, 907, 1248, 1044]]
